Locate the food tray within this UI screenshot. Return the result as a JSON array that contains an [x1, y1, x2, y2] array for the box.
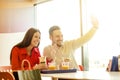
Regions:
[[41, 68, 77, 74]]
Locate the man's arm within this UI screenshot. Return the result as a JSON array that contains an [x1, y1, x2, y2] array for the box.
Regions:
[[43, 46, 53, 63], [65, 16, 99, 50]]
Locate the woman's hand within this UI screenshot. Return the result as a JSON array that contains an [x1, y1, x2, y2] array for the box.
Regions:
[[33, 63, 48, 70]]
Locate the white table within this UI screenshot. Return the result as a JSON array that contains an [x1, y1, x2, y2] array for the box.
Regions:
[[41, 71, 120, 80]]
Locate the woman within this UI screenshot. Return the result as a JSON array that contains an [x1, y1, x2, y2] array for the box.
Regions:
[[10, 27, 47, 70]]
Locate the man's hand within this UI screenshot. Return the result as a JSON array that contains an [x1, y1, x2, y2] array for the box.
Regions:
[[91, 16, 99, 29]]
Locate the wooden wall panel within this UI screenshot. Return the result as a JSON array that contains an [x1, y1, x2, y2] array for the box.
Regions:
[[0, 1, 34, 8]]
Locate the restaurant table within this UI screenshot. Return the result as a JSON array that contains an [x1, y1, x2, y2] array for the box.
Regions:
[[41, 71, 120, 80]]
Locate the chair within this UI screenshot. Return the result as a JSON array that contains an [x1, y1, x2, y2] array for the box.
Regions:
[[79, 65, 84, 71], [0, 72, 15, 80], [0, 66, 12, 72], [0, 66, 19, 80]]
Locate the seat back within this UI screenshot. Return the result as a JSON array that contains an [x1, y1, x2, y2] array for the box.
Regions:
[[0, 66, 12, 72], [79, 65, 84, 71], [0, 72, 15, 80]]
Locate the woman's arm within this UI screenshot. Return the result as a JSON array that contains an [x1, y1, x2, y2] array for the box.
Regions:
[[11, 47, 21, 70]]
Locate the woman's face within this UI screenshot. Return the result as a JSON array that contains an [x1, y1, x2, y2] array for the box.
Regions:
[[31, 32, 40, 47]]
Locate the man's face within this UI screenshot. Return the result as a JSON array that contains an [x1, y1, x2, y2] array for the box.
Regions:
[[50, 29, 63, 47]]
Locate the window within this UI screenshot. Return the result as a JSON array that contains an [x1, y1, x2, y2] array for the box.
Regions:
[[36, 0, 82, 65], [84, 0, 120, 71]]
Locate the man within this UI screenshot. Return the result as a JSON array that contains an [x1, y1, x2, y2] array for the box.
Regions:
[[43, 16, 99, 70]]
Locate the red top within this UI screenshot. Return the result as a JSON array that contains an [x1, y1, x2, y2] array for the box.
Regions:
[[11, 47, 41, 70]]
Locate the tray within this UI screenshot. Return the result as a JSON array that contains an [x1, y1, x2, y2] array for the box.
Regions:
[[41, 68, 77, 74]]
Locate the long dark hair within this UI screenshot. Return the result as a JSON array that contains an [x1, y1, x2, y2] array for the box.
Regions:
[[10, 27, 41, 64]]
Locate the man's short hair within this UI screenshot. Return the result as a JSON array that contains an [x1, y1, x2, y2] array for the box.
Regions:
[[49, 25, 60, 35]]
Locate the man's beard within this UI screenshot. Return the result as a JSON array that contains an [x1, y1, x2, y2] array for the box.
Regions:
[[57, 42, 63, 47]]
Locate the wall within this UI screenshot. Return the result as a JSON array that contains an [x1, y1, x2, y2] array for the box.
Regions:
[[0, 32, 25, 65], [0, 1, 35, 66], [0, 7, 35, 33]]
